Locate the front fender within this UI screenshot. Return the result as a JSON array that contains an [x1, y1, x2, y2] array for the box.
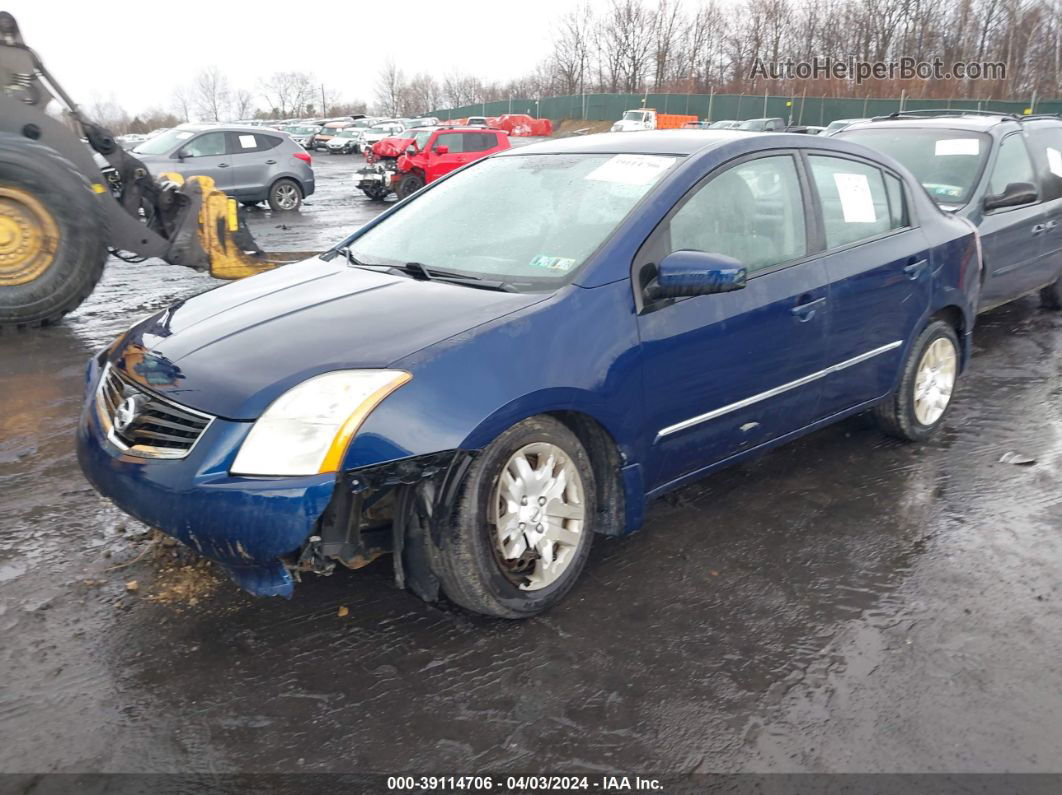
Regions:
[[339, 279, 645, 471]]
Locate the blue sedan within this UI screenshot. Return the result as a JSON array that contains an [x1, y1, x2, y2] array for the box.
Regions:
[[77, 131, 980, 617]]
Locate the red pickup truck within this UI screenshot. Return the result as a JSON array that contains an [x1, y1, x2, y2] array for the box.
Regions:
[[355, 127, 510, 200]]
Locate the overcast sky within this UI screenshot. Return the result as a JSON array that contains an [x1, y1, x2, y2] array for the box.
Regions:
[[6, 0, 595, 115]]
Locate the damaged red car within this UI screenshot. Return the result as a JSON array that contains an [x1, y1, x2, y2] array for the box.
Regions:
[[356, 127, 510, 200]]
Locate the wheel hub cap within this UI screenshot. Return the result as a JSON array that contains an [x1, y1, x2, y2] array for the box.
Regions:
[[913, 337, 957, 425], [0, 186, 59, 286], [491, 442, 586, 591]]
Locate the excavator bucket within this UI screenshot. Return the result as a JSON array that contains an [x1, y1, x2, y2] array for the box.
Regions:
[[159, 173, 311, 280]]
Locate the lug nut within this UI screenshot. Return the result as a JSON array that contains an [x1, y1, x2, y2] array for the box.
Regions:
[[536, 524, 543, 532], [538, 497, 546, 506], [520, 496, 528, 506], [518, 522, 526, 530]]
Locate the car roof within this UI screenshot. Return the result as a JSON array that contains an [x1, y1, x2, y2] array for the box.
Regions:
[[177, 122, 279, 134], [842, 113, 1024, 133], [500, 130, 757, 156]]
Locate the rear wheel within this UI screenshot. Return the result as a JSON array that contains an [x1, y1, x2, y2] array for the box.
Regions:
[[0, 136, 106, 331], [432, 416, 596, 618], [395, 173, 425, 200], [874, 320, 960, 442], [267, 178, 301, 212], [1040, 277, 1062, 310]]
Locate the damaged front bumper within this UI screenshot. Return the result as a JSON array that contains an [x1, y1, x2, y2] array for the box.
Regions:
[[76, 358, 336, 598], [76, 357, 475, 601]]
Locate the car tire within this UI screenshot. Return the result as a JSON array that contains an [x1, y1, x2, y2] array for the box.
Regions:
[[432, 415, 596, 619], [874, 319, 960, 442], [0, 135, 107, 331], [395, 173, 425, 200], [361, 185, 390, 201], [267, 178, 302, 212], [1040, 277, 1062, 310]]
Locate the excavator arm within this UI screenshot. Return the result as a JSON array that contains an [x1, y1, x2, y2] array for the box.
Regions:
[[0, 11, 309, 329]]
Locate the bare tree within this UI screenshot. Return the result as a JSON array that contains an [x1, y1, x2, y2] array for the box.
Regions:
[[192, 66, 231, 122], [374, 60, 405, 116], [231, 88, 255, 120], [171, 85, 192, 123], [261, 71, 315, 118]]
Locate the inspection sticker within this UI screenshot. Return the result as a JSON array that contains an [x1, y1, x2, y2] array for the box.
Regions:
[[833, 172, 877, 223], [586, 154, 673, 185], [1048, 147, 1062, 177], [530, 255, 577, 272], [935, 138, 980, 156]]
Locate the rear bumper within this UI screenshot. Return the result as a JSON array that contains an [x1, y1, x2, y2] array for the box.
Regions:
[[76, 358, 335, 597]]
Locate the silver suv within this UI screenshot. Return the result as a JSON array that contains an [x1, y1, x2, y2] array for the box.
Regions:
[[132, 124, 315, 211]]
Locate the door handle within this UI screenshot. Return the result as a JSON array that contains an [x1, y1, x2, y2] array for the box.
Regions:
[[1032, 223, 1047, 235], [217, 162, 229, 168], [791, 296, 826, 321], [265, 159, 277, 164], [903, 258, 929, 279]]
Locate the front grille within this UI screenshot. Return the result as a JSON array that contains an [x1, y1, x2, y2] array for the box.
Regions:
[[95, 365, 213, 459]]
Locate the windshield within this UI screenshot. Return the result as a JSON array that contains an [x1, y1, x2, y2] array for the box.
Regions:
[[133, 128, 195, 155], [622, 111, 646, 122], [336, 129, 357, 138], [738, 120, 765, 131], [348, 153, 678, 290], [368, 125, 393, 134], [838, 127, 991, 205], [826, 120, 852, 132], [412, 130, 433, 149]]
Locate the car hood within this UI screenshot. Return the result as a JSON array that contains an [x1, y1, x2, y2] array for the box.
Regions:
[[110, 257, 548, 419]]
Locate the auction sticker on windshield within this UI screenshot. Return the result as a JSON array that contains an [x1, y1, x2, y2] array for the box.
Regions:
[[529, 255, 577, 272], [586, 154, 674, 185], [935, 138, 980, 156]]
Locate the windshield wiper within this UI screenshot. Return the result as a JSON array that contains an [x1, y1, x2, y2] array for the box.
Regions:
[[394, 262, 514, 291]]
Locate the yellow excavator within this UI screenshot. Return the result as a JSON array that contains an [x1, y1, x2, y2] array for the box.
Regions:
[[0, 11, 306, 331]]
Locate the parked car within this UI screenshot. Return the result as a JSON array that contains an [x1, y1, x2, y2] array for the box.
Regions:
[[683, 120, 713, 129], [313, 121, 355, 151], [709, 120, 740, 129], [824, 118, 868, 136], [738, 117, 786, 132], [357, 121, 406, 153], [284, 124, 322, 149], [132, 124, 314, 211], [805, 125, 827, 135], [465, 116, 491, 127], [838, 113, 1062, 311], [79, 131, 978, 617], [355, 127, 438, 200], [392, 127, 511, 198], [326, 128, 362, 154]]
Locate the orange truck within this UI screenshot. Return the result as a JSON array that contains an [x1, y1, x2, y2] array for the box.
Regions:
[[610, 108, 698, 132]]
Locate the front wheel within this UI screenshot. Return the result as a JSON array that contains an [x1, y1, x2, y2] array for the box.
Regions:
[[361, 185, 390, 201], [267, 178, 302, 212], [432, 416, 596, 618], [874, 320, 960, 442], [1040, 277, 1062, 310], [395, 173, 425, 200]]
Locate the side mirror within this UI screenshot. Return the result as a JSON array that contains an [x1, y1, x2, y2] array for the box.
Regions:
[[648, 250, 747, 299], [175, 149, 189, 159], [983, 181, 1038, 211], [434, 145, 449, 155]]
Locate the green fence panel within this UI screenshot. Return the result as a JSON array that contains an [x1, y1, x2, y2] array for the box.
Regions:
[[428, 92, 1062, 126]]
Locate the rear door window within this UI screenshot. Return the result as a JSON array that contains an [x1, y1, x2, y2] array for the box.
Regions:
[[255, 134, 282, 151], [809, 156, 896, 249], [462, 132, 497, 152]]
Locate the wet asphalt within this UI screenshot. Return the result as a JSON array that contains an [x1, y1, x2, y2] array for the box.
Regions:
[[0, 152, 1060, 778]]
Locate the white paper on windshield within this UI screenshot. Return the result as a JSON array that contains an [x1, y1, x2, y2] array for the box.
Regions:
[[833, 172, 877, 223], [1048, 147, 1062, 177], [238, 134, 256, 149], [935, 138, 980, 156], [586, 154, 673, 185]]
